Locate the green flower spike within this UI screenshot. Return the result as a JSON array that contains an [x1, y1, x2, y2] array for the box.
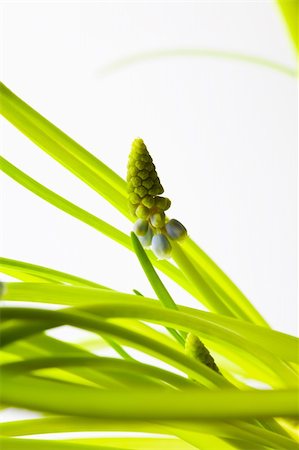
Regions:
[[127, 138, 165, 217], [185, 332, 221, 374], [127, 138, 187, 259]]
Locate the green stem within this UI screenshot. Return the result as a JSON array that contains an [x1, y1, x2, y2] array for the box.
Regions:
[[2, 416, 296, 450], [1, 372, 298, 419], [0, 157, 199, 301], [0, 437, 128, 450], [3, 283, 298, 363], [2, 356, 194, 390], [131, 232, 186, 345], [0, 156, 131, 249], [1, 334, 145, 389], [0, 306, 227, 388], [1, 303, 296, 387], [183, 238, 269, 327], [171, 242, 239, 316], [0, 257, 108, 288], [0, 83, 127, 197]]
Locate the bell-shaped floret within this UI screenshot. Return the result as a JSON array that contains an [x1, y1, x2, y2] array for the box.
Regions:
[[133, 218, 149, 236], [150, 211, 165, 229], [165, 219, 187, 241], [138, 226, 153, 248], [151, 234, 172, 259], [154, 196, 171, 211]]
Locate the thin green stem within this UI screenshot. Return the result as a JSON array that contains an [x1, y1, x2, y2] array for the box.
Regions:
[[1, 302, 296, 387], [0, 157, 199, 301], [131, 232, 186, 345], [171, 242, 237, 316], [0, 82, 127, 198], [2, 416, 296, 450], [183, 238, 269, 327], [0, 257, 108, 288], [0, 306, 227, 388], [2, 355, 194, 389], [1, 334, 136, 389], [0, 437, 128, 450], [0, 156, 131, 249], [3, 283, 298, 363]]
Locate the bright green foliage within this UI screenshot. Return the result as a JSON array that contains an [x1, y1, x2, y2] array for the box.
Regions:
[[277, 0, 299, 56], [1, 27, 299, 449]]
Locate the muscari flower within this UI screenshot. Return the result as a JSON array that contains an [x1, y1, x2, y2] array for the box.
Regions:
[[138, 226, 153, 248], [127, 138, 187, 259], [165, 219, 187, 241], [185, 332, 221, 374], [133, 218, 149, 236], [151, 233, 172, 259]]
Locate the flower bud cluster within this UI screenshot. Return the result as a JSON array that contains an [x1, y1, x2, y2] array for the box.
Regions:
[[185, 333, 221, 374], [128, 138, 187, 259]]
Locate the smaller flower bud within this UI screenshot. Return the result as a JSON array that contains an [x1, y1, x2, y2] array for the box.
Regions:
[[131, 176, 142, 187], [142, 179, 154, 190], [138, 170, 150, 180], [152, 234, 172, 260], [135, 160, 146, 170], [185, 333, 221, 374], [165, 219, 187, 241], [150, 211, 165, 229], [138, 226, 153, 248], [154, 196, 171, 211], [129, 193, 141, 205], [135, 186, 147, 198], [142, 195, 155, 209], [132, 138, 146, 154], [133, 219, 149, 236], [128, 203, 137, 216], [149, 180, 164, 195], [135, 204, 150, 219]]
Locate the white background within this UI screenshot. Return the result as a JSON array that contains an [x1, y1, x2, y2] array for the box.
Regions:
[[1, 1, 297, 335]]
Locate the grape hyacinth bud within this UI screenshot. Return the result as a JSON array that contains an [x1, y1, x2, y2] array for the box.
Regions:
[[165, 219, 187, 241], [133, 218, 148, 236], [135, 204, 150, 220], [138, 226, 153, 248], [127, 138, 164, 218], [154, 196, 171, 211], [151, 234, 172, 260], [185, 333, 221, 374], [150, 211, 165, 229], [127, 138, 188, 259]]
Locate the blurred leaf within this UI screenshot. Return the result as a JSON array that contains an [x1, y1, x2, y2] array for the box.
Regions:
[[97, 48, 297, 77], [277, 0, 299, 56]]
